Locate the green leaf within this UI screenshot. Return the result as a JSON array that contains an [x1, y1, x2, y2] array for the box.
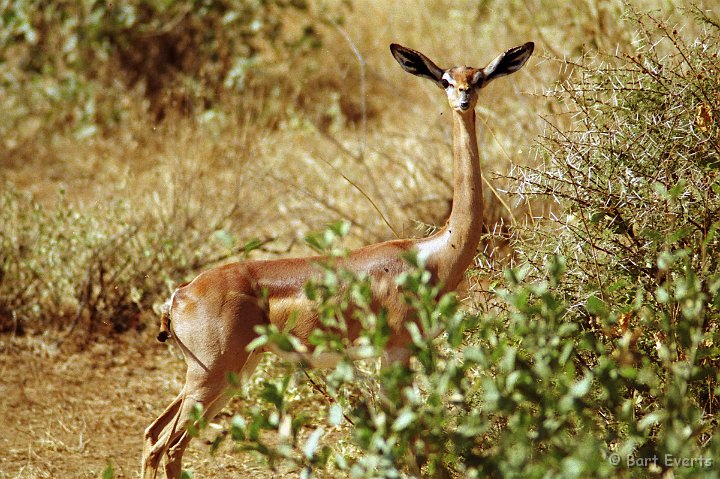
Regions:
[[569, 372, 593, 398], [406, 322, 424, 348], [500, 347, 516, 372], [304, 232, 326, 252], [585, 294, 607, 317], [328, 403, 343, 426], [209, 433, 225, 455], [657, 251, 675, 270], [608, 279, 629, 293], [243, 237, 264, 254], [246, 335, 268, 351], [260, 382, 285, 410], [638, 410, 667, 431], [561, 457, 585, 477], [333, 360, 353, 382], [226, 371, 240, 388], [102, 461, 114, 479], [230, 415, 246, 441], [668, 226, 692, 244], [668, 179, 686, 200], [211, 229, 235, 249], [303, 427, 324, 459], [702, 222, 718, 249], [589, 210, 604, 224], [652, 182, 669, 198], [328, 220, 351, 237], [391, 409, 416, 431]]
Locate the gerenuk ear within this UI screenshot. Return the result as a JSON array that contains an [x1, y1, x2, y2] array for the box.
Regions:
[[482, 42, 534, 84], [390, 43, 445, 87]]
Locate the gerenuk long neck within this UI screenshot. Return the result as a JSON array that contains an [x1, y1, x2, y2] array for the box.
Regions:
[[417, 108, 484, 292]]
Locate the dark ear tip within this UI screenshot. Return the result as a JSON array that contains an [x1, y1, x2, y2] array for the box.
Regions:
[[389, 43, 401, 53], [524, 41, 535, 53]]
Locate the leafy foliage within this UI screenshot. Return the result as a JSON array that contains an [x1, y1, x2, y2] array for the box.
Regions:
[[192, 227, 718, 478], [0, 0, 332, 143], [0, 185, 263, 341], [510, 7, 720, 417]]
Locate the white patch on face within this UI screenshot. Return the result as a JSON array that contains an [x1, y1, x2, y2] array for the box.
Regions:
[[441, 72, 455, 88]]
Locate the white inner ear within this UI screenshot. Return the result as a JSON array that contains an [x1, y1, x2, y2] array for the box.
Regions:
[[471, 70, 484, 86], [441, 72, 455, 87], [483, 53, 505, 77]]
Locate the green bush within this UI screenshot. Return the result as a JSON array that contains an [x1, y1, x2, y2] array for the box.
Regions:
[[509, 7, 720, 415], [0, 0, 332, 143], [504, 6, 720, 475], [190, 229, 718, 478], [0, 185, 262, 341]]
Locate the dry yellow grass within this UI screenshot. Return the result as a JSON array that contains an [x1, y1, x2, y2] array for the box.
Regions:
[[7, 0, 705, 255]]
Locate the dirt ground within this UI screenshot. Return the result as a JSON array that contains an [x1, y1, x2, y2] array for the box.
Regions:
[[0, 329, 343, 479]]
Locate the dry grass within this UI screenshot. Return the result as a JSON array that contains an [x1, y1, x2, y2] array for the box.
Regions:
[[4, 0, 682, 248], [0, 330, 353, 479]]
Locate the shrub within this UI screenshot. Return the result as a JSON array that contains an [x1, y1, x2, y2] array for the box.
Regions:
[[509, 6, 720, 414], [0, 0, 340, 147], [503, 5, 720, 474], [0, 184, 263, 342], [190, 226, 718, 478]]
